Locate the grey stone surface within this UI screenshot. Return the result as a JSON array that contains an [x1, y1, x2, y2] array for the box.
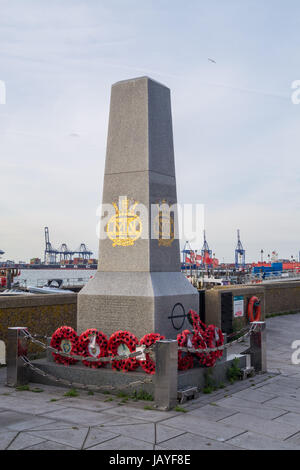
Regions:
[[87, 435, 154, 450], [190, 403, 239, 421], [0, 410, 55, 431], [219, 411, 300, 440], [228, 387, 277, 403], [84, 427, 119, 449], [157, 432, 241, 450], [6, 327, 29, 387], [178, 355, 247, 390], [25, 440, 76, 450], [0, 431, 18, 450], [104, 405, 177, 422], [262, 396, 300, 414], [78, 272, 197, 338], [29, 427, 90, 449], [227, 431, 298, 450], [250, 321, 267, 372], [156, 424, 186, 444], [7, 433, 46, 450], [286, 431, 300, 447], [1, 314, 300, 450], [273, 411, 300, 427], [41, 408, 117, 426], [214, 396, 286, 420], [155, 340, 178, 410], [78, 76, 198, 338], [28, 358, 154, 394], [159, 414, 246, 441], [100, 422, 155, 444]]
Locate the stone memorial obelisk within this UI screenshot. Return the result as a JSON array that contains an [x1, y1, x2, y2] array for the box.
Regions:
[[78, 77, 199, 339]]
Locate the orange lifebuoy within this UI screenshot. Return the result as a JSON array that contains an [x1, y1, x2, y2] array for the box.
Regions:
[[247, 296, 261, 322]]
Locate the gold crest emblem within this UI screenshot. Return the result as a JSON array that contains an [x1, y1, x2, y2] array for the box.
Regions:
[[154, 200, 175, 247], [106, 197, 142, 247]]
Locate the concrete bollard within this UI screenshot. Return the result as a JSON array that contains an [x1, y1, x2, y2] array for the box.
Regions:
[[6, 327, 29, 387], [250, 321, 267, 373], [154, 340, 178, 410]]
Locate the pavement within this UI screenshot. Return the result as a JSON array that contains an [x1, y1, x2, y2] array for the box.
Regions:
[[1, 314, 300, 450]]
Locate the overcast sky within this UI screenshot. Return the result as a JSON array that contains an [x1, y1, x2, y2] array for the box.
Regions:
[[0, 0, 299, 263]]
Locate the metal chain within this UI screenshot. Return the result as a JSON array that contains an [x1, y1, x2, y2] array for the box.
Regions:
[[22, 323, 257, 363], [21, 330, 153, 363], [226, 325, 252, 340], [178, 323, 257, 355], [21, 356, 153, 392]]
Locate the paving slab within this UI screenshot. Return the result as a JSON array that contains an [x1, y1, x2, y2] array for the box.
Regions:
[[100, 416, 150, 426], [273, 411, 300, 427], [188, 404, 239, 422], [226, 431, 298, 450], [83, 427, 120, 449], [219, 411, 300, 440], [264, 396, 300, 414], [157, 432, 241, 450], [255, 382, 300, 397], [24, 421, 82, 431], [54, 397, 118, 412], [229, 388, 278, 403], [0, 398, 70, 415], [215, 396, 287, 420], [25, 440, 77, 450], [159, 414, 246, 442], [104, 405, 177, 423], [29, 427, 90, 449], [271, 376, 300, 389], [285, 432, 300, 447], [156, 424, 186, 444], [41, 408, 118, 426], [0, 431, 18, 450], [100, 422, 155, 444], [87, 435, 154, 450], [7, 432, 46, 450], [0, 410, 56, 432]]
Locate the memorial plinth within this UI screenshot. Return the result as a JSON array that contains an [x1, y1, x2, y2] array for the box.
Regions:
[[78, 77, 199, 339]]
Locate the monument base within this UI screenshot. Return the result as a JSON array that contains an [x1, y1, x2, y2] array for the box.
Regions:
[[77, 271, 199, 339], [27, 356, 250, 397]]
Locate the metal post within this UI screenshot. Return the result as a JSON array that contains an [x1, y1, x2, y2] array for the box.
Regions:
[[250, 321, 266, 373], [154, 340, 178, 411], [218, 333, 227, 363], [6, 327, 29, 387]]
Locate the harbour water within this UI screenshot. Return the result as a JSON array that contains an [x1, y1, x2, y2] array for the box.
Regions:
[[0, 269, 98, 364]]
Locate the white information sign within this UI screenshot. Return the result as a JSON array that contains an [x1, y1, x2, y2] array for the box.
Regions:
[[234, 296, 244, 317]]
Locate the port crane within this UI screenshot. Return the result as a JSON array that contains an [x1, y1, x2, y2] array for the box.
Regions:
[[44, 227, 59, 264], [44, 227, 93, 264], [235, 229, 245, 269], [201, 230, 212, 267], [181, 241, 195, 268]]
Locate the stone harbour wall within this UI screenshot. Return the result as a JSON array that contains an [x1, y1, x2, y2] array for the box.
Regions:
[[0, 294, 77, 357]]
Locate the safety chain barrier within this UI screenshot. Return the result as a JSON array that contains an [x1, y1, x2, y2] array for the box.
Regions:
[[21, 356, 153, 392], [226, 325, 252, 340], [22, 323, 257, 362], [178, 323, 257, 355], [21, 329, 153, 363]]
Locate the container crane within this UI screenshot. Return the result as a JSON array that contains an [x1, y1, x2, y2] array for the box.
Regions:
[[201, 230, 212, 267], [44, 227, 93, 265], [235, 229, 245, 269]]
